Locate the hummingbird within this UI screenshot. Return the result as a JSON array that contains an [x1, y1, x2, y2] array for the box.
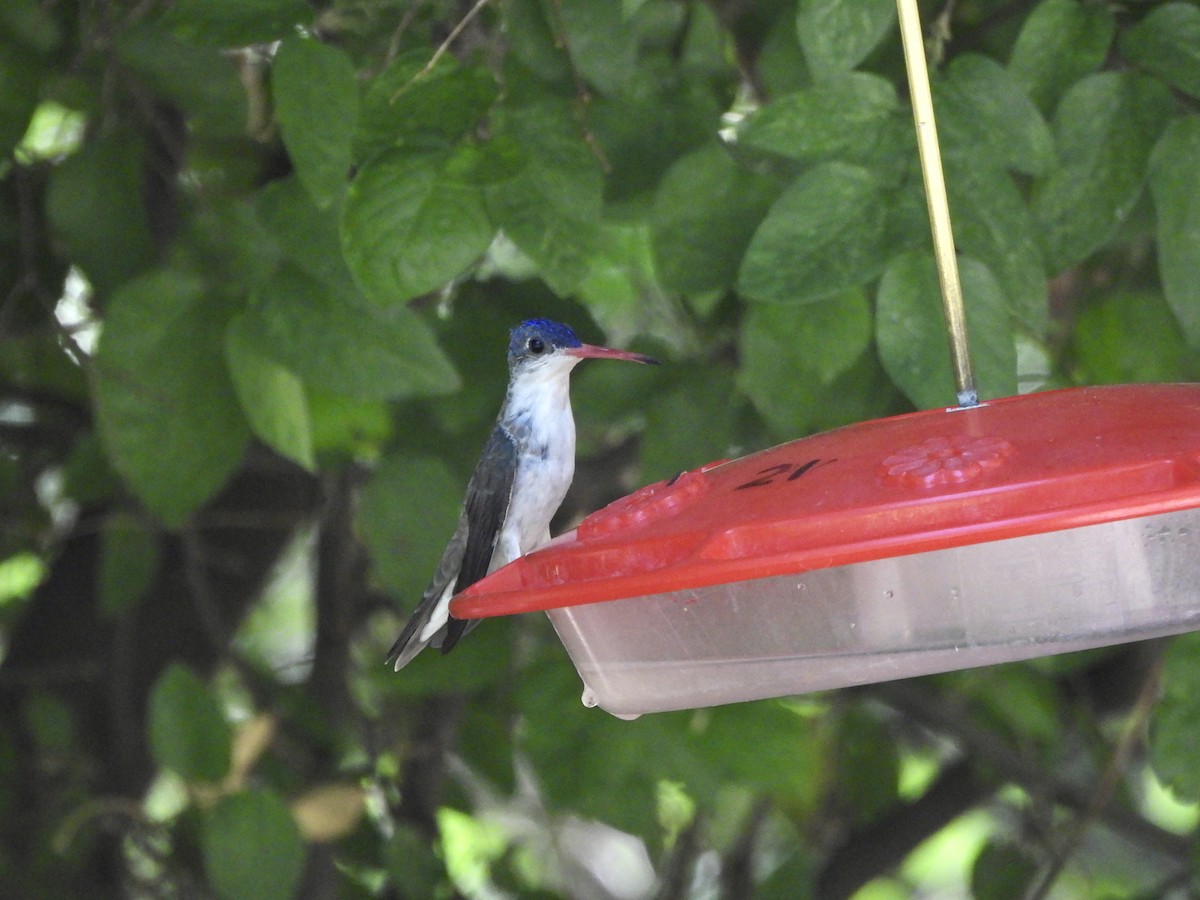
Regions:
[[387, 319, 658, 670]]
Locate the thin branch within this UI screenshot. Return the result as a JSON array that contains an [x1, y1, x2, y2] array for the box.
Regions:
[[420, 0, 491, 77], [873, 681, 1191, 863], [546, 0, 611, 172], [1024, 649, 1167, 900], [384, 0, 427, 67]]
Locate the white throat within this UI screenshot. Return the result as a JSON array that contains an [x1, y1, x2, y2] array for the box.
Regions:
[[502, 354, 582, 447]]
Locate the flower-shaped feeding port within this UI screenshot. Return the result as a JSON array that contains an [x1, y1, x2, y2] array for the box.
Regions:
[[880, 435, 1015, 488]]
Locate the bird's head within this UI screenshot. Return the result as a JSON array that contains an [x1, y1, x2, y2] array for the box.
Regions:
[[507, 319, 658, 376]]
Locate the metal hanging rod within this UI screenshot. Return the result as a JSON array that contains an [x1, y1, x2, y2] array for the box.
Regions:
[[895, 0, 979, 408]]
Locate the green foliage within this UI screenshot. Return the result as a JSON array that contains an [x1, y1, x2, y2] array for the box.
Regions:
[[487, 103, 604, 296], [1032, 72, 1173, 273], [1151, 634, 1200, 800], [224, 317, 316, 470], [1120, 3, 1200, 101], [971, 841, 1038, 900], [737, 291, 871, 436], [4, 0, 1200, 897], [341, 146, 496, 305], [45, 132, 159, 292], [796, 0, 896, 76], [738, 161, 891, 305], [358, 453, 464, 601], [651, 142, 781, 296], [1072, 289, 1200, 384], [98, 512, 159, 616], [877, 252, 1016, 408], [272, 37, 359, 210], [1150, 116, 1200, 348], [148, 665, 232, 783], [237, 263, 461, 400], [94, 270, 250, 526], [1008, 0, 1114, 115], [0, 41, 43, 156], [203, 790, 305, 900]]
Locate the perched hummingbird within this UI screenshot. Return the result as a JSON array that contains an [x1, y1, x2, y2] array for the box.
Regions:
[[387, 319, 658, 670]]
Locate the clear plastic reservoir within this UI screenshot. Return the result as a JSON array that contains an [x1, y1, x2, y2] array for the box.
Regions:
[[549, 509, 1200, 716]]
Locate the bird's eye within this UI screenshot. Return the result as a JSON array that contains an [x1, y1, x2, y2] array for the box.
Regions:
[[527, 337, 545, 354]]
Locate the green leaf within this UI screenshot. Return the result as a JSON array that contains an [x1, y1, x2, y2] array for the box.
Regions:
[[162, 0, 311, 46], [971, 841, 1038, 900], [383, 825, 444, 898], [272, 37, 358, 209], [559, 0, 639, 94], [735, 71, 906, 175], [876, 252, 1016, 408], [693, 701, 823, 805], [255, 176, 351, 291], [1032, 73, 1173, 273], [737, 292, 872, 437], [307, 389, 393, 456], [838, 706, 899, 823], [355, 52, 498, 164], [203, 790, 305, 900], [1072, 289, 1200, 384], [148, 664, 231, 782], [183, 199, 281, 296], [810, 348, 905, 434], [94, 271, 250, 526], [518, 658, 690, 835], [1149, 116, 1200, 349], [641, 365, 741, 481], [796, 0, 896, 77], [1151, 633, 1200, 800], [1007, 0, 1114, 115], [590, 72, 723, 202], [1147, 633, 1200, 801], [224, 316, 315, 470], [934, 54, 1054, 177], [46, 133, 159, 292], [341, 146, 494, 305], [945, 162, 1048, 334], [737, 162, 888, 305], [99, 513, 159, 617], [1120, 3, 1200, 101], [574, 223, 661, 335], [0, 0, 63, 54], [505, 0, 571, 84], [651, 143, 780, 296], [486, 102, 604, 295], [357, 454, 463, 601], [0, 41, 42, 156], [239, 264, 460, 401], [114, 23, 247, 137]]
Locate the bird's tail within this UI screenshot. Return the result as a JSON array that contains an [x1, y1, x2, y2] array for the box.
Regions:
[[385, 612, 433, 671], [386, 580, 459, 670]]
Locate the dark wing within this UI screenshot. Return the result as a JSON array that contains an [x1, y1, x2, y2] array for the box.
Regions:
[[385, 426, 518, 669], [440, 426, 518, 652]]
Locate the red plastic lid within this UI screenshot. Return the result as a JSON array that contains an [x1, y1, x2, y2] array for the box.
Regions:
[[452, 384, 1200, 618]]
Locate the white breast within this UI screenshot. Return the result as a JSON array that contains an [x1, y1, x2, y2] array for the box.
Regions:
[[492, 354, 581, 570]]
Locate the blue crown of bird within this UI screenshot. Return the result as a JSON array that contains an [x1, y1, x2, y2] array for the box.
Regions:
[[387, 319, 658, 670]]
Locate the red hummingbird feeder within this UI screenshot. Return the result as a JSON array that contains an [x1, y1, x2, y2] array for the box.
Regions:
[[455, 385, 1200, 717], [452, 1, 1200, 717]]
